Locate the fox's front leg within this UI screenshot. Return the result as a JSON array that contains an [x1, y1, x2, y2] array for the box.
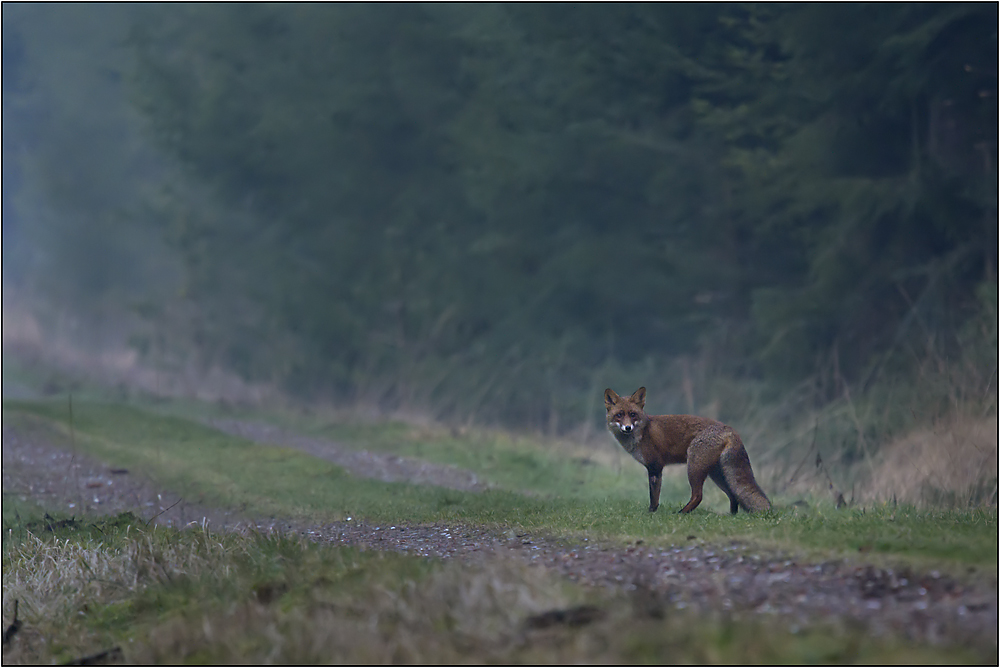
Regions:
[[645, 463, 663, 512]]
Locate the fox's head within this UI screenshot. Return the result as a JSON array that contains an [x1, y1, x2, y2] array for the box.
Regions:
[[604, 387, 647, 438]]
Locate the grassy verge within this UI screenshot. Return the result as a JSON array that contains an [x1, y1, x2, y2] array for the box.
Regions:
[[2, 509, 989, 665], [3, 398, 996, 575]]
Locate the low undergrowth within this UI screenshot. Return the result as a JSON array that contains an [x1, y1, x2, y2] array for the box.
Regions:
[[2, 511, 988, 665]]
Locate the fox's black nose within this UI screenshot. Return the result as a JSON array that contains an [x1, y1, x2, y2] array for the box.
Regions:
[[623, 424, 632, 433]]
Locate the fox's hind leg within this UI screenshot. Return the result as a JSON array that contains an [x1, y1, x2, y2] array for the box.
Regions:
[[678, 463, 709, 513], [683, 425, 730, 514], [709, 466, 740, 515]]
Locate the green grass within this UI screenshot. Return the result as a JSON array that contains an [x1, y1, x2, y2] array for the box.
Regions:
[[224, 412, 1000, 572], [3, 398, 997, 574], [2, 494, 47, 527], [3, 396, 997, 664], [2, 509, 990, 665]]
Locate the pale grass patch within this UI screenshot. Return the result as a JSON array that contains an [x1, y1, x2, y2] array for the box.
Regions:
[[2, 523, 262, 664], [863, 415, 998, 507], [3, 529, 137, 663], [3, 530, 137, 627]]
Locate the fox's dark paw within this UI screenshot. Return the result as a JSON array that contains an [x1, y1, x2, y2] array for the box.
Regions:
[[648, 505, 658, 513]]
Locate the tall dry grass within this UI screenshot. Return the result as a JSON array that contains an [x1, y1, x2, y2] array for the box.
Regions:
[[863, 416, 998, 507]]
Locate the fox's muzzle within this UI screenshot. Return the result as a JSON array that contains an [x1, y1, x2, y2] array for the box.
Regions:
[[621, 424, 633, 433]]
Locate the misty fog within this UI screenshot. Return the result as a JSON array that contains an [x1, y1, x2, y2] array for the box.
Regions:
[[3, 3, 996, 435]]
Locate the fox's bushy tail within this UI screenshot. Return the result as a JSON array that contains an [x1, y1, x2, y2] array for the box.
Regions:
[[720, 441, 771, 513]]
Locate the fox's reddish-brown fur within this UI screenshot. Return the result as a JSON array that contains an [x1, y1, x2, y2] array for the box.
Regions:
[[605, 387, 770, 514]]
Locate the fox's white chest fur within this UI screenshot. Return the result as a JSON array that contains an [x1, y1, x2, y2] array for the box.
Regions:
[[610, 423, 646, 466]]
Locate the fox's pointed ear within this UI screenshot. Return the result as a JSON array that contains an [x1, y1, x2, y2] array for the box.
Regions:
[[604, 388, 620, 409], [630, 387, 646, 409]]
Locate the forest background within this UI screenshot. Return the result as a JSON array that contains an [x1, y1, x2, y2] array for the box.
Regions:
[[3, 4, 996, 492]]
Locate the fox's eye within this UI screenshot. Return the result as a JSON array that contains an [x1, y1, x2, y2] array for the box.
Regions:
[[628, 411, 637, 418], [615, 412, 624, 419]]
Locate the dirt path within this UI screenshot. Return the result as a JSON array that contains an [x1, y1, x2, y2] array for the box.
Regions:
[[2, 421, 996, 656], [205, 418, 486, 492]]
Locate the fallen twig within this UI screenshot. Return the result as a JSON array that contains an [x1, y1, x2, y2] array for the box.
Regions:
[[144, 497, 183, 527], [62, 646, 123, 665]]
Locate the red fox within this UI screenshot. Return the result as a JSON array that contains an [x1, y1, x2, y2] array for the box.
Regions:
[[605, 387, 770, 514]]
